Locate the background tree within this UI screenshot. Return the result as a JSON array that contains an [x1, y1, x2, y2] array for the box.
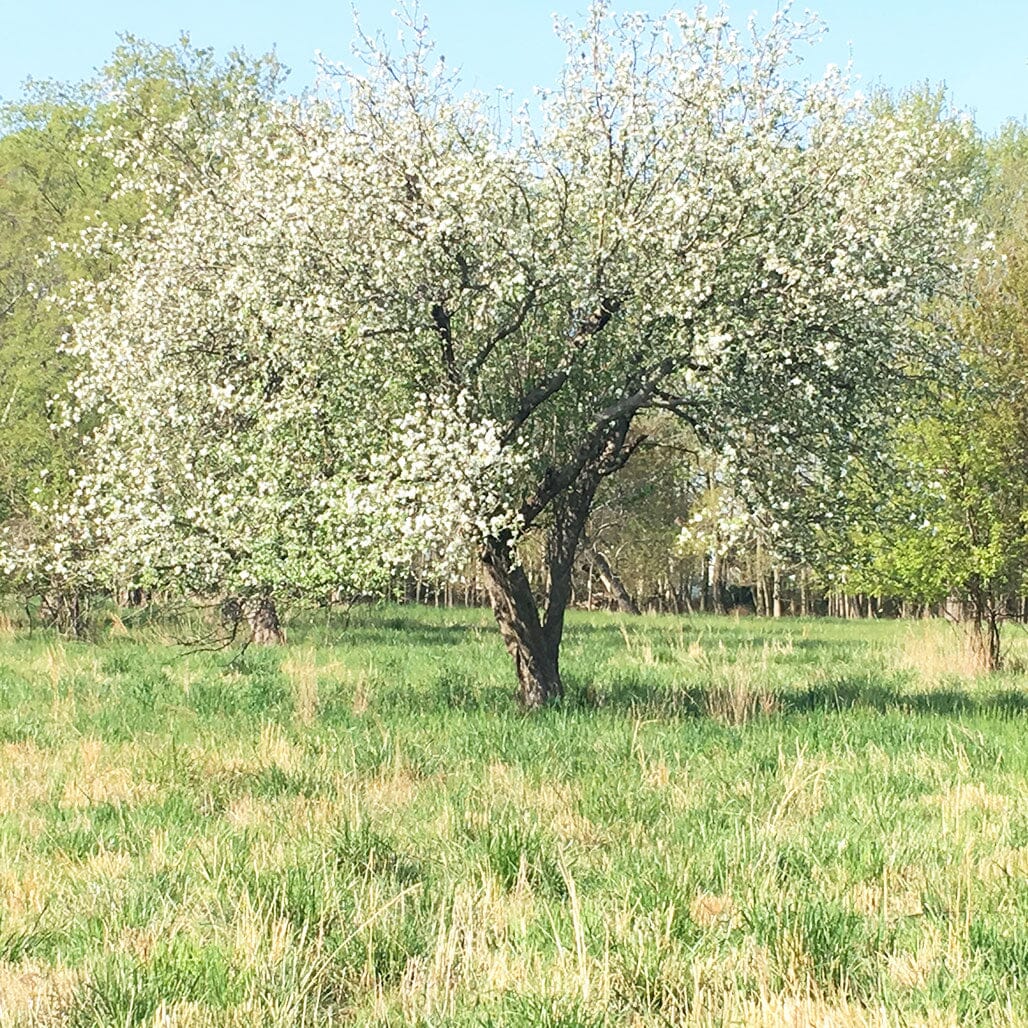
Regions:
[[840, 124, 1028, 669], [581, 423, 702, 614], [0, 79, 111, 530], [0, 37, 286, 629]]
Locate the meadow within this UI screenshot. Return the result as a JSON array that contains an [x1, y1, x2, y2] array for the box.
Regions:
[[0, 605, 1025, 1026]]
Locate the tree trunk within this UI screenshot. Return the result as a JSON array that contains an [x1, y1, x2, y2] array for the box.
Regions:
[[481, 472, 601, 708], [481, 536, 562, 708], [41, 589, 85, 637], [711, 550, 726, 614], [772, 567, 782, 619], [581, 536, 640, 615], [969, 613, 1002, 672], [967, 580, 1001, 672], [247, 595, 284, 646]]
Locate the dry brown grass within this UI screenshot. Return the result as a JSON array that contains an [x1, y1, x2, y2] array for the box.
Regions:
[[281, 646, 321, 726], [255, 723, 302, 772], [895, 622, 987, 680], [0, 961, 81, 1026], [764, 747, 829, 834], [689, 892, 736, 928], [703, 643, 781, 725], [0, 741, 53, 816], [106, 611, 130, 638]]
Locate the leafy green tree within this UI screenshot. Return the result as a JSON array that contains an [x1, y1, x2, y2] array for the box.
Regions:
[[0, 83, 104, 526], [0, 36, 285, 622], [838, 126, 1028, 669]]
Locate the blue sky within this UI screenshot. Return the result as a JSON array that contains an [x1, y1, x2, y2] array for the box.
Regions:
[[2, 1, 1025, 134]]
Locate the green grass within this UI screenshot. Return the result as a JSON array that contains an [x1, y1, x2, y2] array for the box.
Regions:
[[0, 605, 1026, 1025]]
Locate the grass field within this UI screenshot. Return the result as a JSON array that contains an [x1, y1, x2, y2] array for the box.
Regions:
[[0, 605, 1026, 1025]]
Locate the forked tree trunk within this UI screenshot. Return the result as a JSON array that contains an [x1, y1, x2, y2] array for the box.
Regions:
[[481, 536, 563, 708], [968, 598, 1002, 672], [969, 614, 1001, 672], [481, 476, 601, 708], [478, 400, 636, 708], [247, 595, 285, 646], [959, 575, 1001, 672]]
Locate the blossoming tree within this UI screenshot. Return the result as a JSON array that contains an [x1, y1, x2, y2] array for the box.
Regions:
[[29, 4, 974, 704]]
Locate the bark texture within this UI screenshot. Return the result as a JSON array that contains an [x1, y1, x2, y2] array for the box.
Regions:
[[481, 473, 605, 708], [481, 537, 562, 708], [247, 595, 285, 646], [963, 577, 1003, 672], [481, 359, 639, 707], [968, 600, 1002, 672]]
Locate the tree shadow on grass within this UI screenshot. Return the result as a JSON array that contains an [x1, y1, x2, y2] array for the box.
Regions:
[[301, 613, 488, 649], [563, 617, 860, 658], [561, 672, 1028, 721], [353, 623, 475, 647], [784, 680, 1028, 717]]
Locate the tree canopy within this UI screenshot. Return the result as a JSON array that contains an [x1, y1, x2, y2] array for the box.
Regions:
[[835, 123, 1028, 669]]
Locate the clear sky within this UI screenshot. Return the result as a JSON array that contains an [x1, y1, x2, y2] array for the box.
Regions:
[[2, 1, 1025, 135]]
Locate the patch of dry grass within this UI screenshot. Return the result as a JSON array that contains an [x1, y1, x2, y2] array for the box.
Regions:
[[895, 621, 987, 680]]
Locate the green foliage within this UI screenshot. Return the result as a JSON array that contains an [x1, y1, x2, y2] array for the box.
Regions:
[[0, 37, 285, 582], [832, 122, 1028, 668], [0, 85, 104, 524], [847, 407, 1028, 603]]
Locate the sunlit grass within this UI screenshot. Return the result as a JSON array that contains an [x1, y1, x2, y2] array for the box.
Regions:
[[0, 606, 1025, 1025]]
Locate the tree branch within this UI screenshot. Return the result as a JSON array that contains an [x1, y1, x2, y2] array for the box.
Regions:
[[502, 296, 623, 443]]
